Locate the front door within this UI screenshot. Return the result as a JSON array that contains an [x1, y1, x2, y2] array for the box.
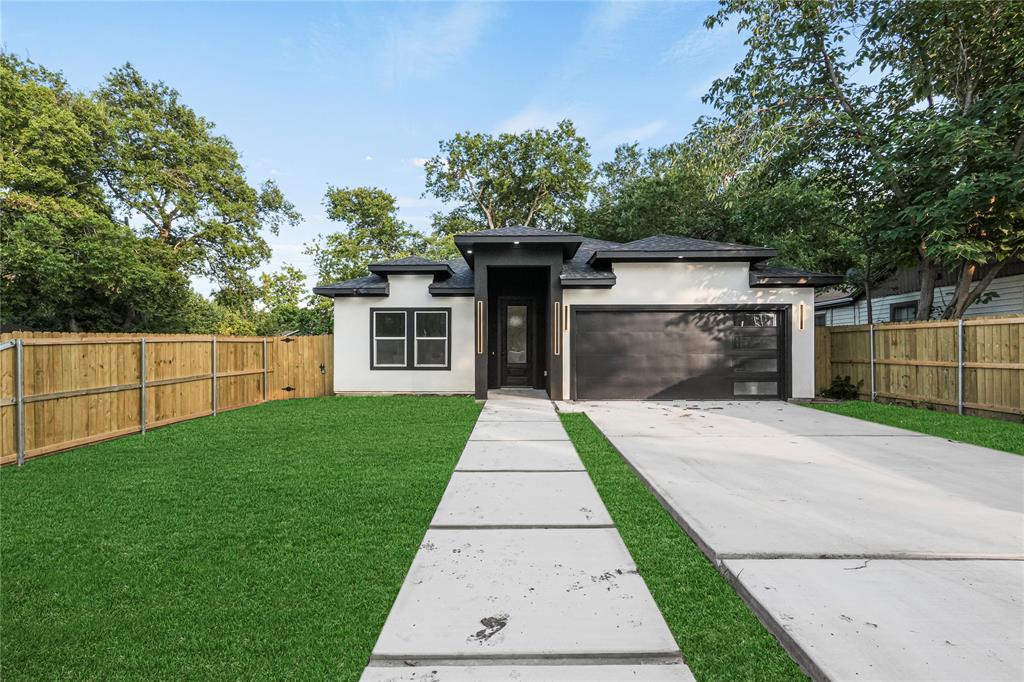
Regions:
[[499, 298, 534, 387]]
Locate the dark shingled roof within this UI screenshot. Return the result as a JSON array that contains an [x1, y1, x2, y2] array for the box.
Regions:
[[561, 236, 619, 286], [457, 225, 580, 238], [749, 265, 843, 288], [312, 273, 389, 298], [429, 258, 475, 295], [589, 234, 776, 264]]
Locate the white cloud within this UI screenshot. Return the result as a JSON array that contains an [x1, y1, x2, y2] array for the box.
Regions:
[[494, 106, 572, 135], [599, 119, 666, 146], [665, 21, 743, 63], [382, 3, 497, 80], [410, 157, 429, 168], [364, 155, 373, 161]]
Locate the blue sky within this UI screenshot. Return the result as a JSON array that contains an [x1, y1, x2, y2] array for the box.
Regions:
[[2, 1, 746, 293]]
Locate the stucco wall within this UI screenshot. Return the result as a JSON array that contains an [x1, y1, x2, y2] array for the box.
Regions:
[[332, 274, 475, 393], [562, 262, 816, 398]]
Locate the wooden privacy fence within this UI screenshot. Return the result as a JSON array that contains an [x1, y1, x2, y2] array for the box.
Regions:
[[0, 332, 333, 466], [815, 316, 1023, 419]]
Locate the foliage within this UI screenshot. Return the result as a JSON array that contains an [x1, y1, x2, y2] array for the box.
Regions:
[[1, 396, 482, 680], [95, 64, 301, 290], [424, 119, 591, 233], [820, 375, 861, 400], [305, 186, 427, 284], [0, 55, 193, 332], [705, 0, 1024, 318]]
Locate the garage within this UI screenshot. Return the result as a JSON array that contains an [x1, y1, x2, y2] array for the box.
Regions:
[[571, 306, 788, 400]]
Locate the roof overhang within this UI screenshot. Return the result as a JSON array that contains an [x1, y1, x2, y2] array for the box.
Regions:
[[589, 248, 777, 266], [368, 262, 454, 276], [455, 233, 584, 266], [312, 283, 389, 298], [561, 275, 617, 289], [428, 284, 474, 297]]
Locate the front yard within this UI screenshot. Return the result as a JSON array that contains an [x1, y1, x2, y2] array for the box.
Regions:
[[0, 396, 480, 681], [807, 400, 1023, 455]]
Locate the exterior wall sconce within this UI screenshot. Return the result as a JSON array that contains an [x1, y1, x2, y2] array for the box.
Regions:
[[798, 302, 806, 331]]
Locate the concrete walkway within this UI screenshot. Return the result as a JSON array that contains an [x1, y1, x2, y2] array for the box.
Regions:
[[360, 390, 694, 681], [564, 400, 1024, 682]]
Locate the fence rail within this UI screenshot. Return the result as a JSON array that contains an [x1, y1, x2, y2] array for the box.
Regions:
[[815, 316, 1023, 419], [0, 332, 333, 466]]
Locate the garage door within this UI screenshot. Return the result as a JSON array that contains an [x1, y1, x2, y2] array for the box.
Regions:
[[572, 308, 784, 400]]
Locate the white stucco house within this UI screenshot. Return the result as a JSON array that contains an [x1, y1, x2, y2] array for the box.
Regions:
[[314, 226, 840, 401]]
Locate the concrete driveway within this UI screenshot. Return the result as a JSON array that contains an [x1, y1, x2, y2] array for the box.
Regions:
[[563, 400, 1024, 681]]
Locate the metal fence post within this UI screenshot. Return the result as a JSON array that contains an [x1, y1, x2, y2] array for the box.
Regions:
[[140, 338, 147, 434], [262, 337, 268, 402], [211, 336, 218, 416], [868, 324, 877, 402], [15, 339, 25, 466], [957, 319, 965, 415]]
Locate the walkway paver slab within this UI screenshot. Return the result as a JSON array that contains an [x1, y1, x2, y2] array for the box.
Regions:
[[456, 441, 583, 472], [370, 528, 679, 661], [432, 472, 612, 527], [723, 558, 1024, 681], [478, 403, 560, 422], [470, 421, 568, 441], [361, 663, 695, 681]]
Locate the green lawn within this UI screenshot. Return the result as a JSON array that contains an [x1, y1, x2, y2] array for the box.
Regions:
[[1, 396, 481, 681], [559, 413, 804, 682], [807, 400, 1024, 455]]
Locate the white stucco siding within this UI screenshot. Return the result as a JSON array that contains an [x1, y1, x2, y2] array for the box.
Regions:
[[332, 274, 475, 393], [561, 263, 816, 398], [818, 273, 1024, 325]]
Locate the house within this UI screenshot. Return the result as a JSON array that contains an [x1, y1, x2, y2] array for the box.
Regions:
[[314, 226, 841, 401], [815, 260, 1024, 326]]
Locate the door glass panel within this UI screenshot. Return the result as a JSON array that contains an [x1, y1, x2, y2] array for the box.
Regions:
[[506, 305, 527, 364]]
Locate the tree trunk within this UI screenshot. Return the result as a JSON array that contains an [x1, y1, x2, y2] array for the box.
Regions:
[[916, 257, 939, 321], [944, 260, 1008, 319]]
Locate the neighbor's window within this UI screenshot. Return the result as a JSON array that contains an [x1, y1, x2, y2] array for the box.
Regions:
[[891, 302, 917, 322], [373, 310, 407, 367], [415, 310, 448, 368]]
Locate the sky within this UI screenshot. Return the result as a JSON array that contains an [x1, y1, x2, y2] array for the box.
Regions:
[[2, 0, 747, 294]]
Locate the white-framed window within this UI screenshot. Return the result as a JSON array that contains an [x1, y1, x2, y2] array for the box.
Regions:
[[372, 310, 407, 368], [414, 310, 449, 368]]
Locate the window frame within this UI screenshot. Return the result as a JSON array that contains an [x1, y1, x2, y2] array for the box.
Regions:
[[414, 310, 449, 369], [889, 301, 918, 323], [369, 307, 451, 371]]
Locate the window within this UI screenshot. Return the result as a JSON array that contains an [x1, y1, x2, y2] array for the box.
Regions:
[[890, 302, 917, 322], [415, 311, 448, 368], [373, 311, 407, 367], [815, 312, 827, 327], [371, 308, 450, 370]]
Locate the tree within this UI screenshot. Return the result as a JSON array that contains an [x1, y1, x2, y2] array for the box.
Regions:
[[705, 0, 1024, 318], [1, 54, 193, 332], [95, 64, 301, 289], [305, 186, 426, 284], [423, 120, 591, 233]]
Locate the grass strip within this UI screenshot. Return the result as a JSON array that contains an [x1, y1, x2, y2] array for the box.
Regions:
[[807, 400, 1023, 455], [1, 396, 480, 681], [559, 412, 804, 682]]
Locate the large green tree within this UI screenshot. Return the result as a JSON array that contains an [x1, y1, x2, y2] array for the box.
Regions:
[[424, 120, 592, 235], [706, 0, 1024, 319], [1, 55, 193, 331], [305, 186, 427, 284], [95, 64, 301, 292]]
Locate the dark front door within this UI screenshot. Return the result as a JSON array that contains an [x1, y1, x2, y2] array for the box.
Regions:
[[499, 298, 534, 387]]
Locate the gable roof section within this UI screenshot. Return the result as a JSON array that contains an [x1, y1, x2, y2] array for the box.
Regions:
[[588, 234, 776, 265], [749, 265, 844, 288]]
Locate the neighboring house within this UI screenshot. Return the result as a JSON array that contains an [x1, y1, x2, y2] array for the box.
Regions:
[[314, 226, 840, 401], [815, 260, 1024, 326]]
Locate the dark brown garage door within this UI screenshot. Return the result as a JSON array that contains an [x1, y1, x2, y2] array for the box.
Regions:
[[572, 308, 785, 400]]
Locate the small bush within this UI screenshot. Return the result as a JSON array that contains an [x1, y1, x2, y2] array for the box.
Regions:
[[821, 375, 860, 400]]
